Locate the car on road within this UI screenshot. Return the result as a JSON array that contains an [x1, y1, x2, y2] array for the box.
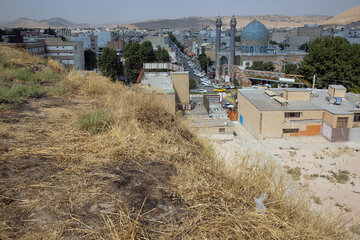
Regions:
[[213, 84, 221, 89], [214, 88, 226, 92], [191, 89, 207, 93]]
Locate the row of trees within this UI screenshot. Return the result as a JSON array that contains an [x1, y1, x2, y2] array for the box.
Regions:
[[123, 41, 170, 83], [168, 32, 184, 52]]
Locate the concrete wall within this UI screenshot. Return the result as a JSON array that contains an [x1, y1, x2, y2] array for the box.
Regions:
[[349, 127, 360, 142], [328, 87, 346, 98], [204, 49, 216, 62], [171, 72, 189, 105], [238, 53, 304, 66], [271, 31, 288, 43], [283, 90, 310, 101], [237, 92, 261, 138], [352, 111, 360, 128], [323, 111, 353, 128]]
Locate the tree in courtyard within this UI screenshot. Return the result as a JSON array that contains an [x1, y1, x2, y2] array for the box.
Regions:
[[284, 63, 298, 74], [84, 50, 97, 70], [98, 47, 123, 81]]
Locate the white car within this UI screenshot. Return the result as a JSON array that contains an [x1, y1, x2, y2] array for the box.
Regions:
[[193, 89, 207, 93], [213, 84, 221, 89]]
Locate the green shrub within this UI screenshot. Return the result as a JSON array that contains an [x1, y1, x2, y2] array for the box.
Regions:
[[36, 70, 61, 83], [12, 68, 35, 81], [0, 81, 44, 104], [77, 110, 110, 134], [287, 167, 301, 181]]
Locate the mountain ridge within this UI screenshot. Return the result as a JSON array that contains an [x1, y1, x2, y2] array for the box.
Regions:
[[131, 15, 332, 29], [5, 17, 89, 28]]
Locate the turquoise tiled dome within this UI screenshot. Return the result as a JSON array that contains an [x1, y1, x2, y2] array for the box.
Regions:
[[241, 20, 269, 53]]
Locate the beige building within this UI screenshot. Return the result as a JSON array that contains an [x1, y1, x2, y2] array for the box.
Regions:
[[238, 85, 360, 141], [139, 63, 190, 115]]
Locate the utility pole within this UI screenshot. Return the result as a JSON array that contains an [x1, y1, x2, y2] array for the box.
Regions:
[[312, 74, 316, 89]]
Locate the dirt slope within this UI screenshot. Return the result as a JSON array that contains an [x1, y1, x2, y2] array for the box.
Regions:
[[320, 5, 360, 25]]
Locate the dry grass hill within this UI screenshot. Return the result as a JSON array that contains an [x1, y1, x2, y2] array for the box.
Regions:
[[320, 5, 360, 26], [0, 46, 356, 239]]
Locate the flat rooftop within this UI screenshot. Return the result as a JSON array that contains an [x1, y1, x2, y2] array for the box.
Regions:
[[141, 72, 175, 94], [238, 88, 360, 115]]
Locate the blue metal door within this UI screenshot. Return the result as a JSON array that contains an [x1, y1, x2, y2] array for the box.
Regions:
[[240, 115, 243, 125]]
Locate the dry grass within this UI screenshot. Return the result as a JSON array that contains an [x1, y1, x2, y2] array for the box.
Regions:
[[0, 47, 355, 239]]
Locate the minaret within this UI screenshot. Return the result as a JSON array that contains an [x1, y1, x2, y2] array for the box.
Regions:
[[215, 16, 222, 78], [230, 15, 237, 65]]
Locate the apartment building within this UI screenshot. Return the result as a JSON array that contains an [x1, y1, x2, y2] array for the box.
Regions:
[[45, 38, 85, 70]]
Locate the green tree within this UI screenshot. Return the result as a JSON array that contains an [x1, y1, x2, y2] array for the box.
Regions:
[[44, 27, 56, 36], [123, 42, 140, 58], [235, 36, 241, 42], [198, 54, 213, 71], [98, 47, 123, 81], [155, 46, 170, 62], [123, 42, 142, 83], [299, 43, 309, 52], [59, 35, 67, 41], [84, 50, 97, 70], [297, 37, 359, 90], [0, 29, 5, 42], [247, 61, 275, 71], [139, 41, 155, 63], [189, 78, 196, 89], [279, 43, 289, 50], [284, 63, 298, 74]]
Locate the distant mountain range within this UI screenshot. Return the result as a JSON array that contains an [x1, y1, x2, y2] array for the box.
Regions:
[[2, 17, 89, 28], [2, 5, 359, 30], [319, 5, 360, 26], [131, 15, 332, 30]]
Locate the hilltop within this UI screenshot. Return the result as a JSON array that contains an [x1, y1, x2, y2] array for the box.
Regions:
[[4, 17, 89, 28], [0, 46, 354, 239], [319, 5, 360, 26], [132, 15, 331, 29]]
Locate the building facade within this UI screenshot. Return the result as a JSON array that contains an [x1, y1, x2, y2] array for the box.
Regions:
[[238, 85, 360, 141]]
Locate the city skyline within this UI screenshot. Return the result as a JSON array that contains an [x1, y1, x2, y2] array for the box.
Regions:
[[0, 0, 359, 25]]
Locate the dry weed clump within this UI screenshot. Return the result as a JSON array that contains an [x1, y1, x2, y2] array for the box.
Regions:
[[0, 53, 354, 239]]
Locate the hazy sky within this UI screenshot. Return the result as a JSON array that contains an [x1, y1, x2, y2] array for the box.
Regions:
[[0, 0, 359, 24]]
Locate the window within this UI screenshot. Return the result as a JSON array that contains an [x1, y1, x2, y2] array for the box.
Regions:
[[284, 112, 301, 118], [219, 128, 225, 133], [336, 117, 348, 128], [283, 129, 299, 133], [354, 113, 360, 122]]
